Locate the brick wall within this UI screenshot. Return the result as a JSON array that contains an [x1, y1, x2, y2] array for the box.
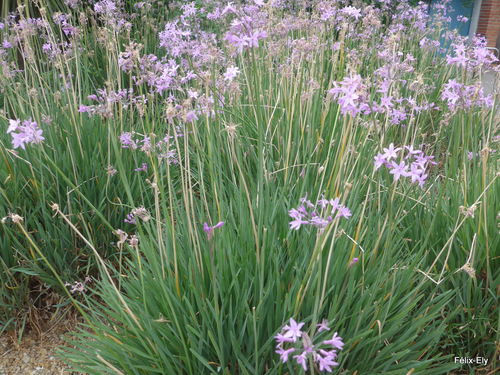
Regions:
[[477, 0, 500, 47]]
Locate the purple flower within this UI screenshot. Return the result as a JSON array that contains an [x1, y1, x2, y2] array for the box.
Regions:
[[282, 318, 305, 342], [124, 213, 137, 225], [274, 333, 295, 345], [317, 195, 330, 209], [309, 216, 330, 229], [337, 206, 352, 219], [222, 2, 237, 15], [290, 218, 308, 230], [134, 163, 148, 172], [380, 95, 393, 109], [7, 119, 20, 133], [276, 347, 295, 363], [119, 132, 137, 149], [374, 153, 387, 170], [223, 66, 240, 81], [317, 319, 330, 333], [382, 143, 401, 160], [185, 110, 198, 123], [275, 318, 343, 373], [293, 351, 308, 371], [330, 198, 340, 213], [342, 6, 362, 20], [349, 257, 359, 267], [317, 353, 339, 372], [408, 164, 423, 183], [389, 161, 409, 182], [8, 119, 44, 150], [323, 332, 344, 350], [203, 221, 224, 241], [288, 208, 304, 220], [405, 145, 423, 159]]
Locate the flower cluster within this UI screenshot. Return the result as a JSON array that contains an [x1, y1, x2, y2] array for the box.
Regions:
[[7, 118, 45, 150], [374, 143, 436, 188], [124, 207, 151, 225], [328, 74, 369, 116], [224, 8, 268, 54], [65, 276, 92, 295], [119, 129, 184, 166], [114, 229, 139, 250], [446, 36, 498, 71], [275, 318, 343, 373], [289, 194, 351, 231], [441, 79, 493, 111]]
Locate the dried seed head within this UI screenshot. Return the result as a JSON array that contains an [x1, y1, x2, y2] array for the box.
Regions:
[[128, 235, 139, 250], [132, 207, 150, 222], [459, 204, 478, 218], [106, 165, 118, 176], [461, 264, 476, 279], [10, 214, 24, 224]]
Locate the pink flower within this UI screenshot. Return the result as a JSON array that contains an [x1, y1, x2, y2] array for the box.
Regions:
[[223, 66, 240, 81], [374, 153, 387, 170], [317, 319, 330, 333], [317, 353, 339, 372], [290, 218, 308, 230], [389, 161, 409, 182], [293, 351, 308, 371], [282, 318, 305, 342], [203, 221, 224, 241], [382, 143, 401, 160], [337, 206, 352, 219], [7, 119, 20, 133], [8, 119, 44, 150], [323, 332, 344, 350], [276, 347, 295, 363]]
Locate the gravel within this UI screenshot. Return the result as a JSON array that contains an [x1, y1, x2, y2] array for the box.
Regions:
[[0, 318, 87, 375]]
